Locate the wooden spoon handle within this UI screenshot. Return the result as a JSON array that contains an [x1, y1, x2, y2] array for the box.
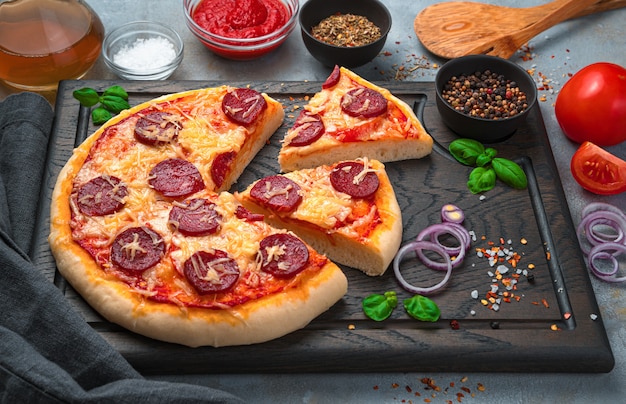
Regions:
[[522, 0, 602, 33], [487, 0, 600, 58], [536, 0, 626, 17], [578, 0, 626, 16]]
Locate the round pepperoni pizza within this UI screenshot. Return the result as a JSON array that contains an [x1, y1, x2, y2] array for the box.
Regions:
[[48, 86, 348, 347]]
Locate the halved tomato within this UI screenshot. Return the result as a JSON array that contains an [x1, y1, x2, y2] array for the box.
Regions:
[[570, 141, 626, 195]]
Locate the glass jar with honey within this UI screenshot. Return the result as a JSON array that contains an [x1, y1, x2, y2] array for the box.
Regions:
[[0, 0, 104, 91]]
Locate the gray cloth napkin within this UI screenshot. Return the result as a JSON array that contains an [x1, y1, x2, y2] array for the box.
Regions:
[[0, 92, 243, 404]]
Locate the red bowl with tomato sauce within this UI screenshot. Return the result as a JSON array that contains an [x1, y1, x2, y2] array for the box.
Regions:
[[183, 0, 299, 60]]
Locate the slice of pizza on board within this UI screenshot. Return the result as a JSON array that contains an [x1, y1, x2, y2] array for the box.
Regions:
[[278, 66, 433, 172], [236, 157, 402, 276]]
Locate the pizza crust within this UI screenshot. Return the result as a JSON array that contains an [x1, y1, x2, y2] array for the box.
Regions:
[[49, 87, 347, 347]]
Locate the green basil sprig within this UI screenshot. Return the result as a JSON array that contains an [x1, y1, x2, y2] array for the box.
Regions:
[[362, 291, 398, 321], [403, 294, 441, 322], [73, 85, 130, 125], [448, 138, 527, 194]]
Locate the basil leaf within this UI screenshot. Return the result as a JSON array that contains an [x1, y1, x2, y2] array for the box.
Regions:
[[73, 88, 100, 107], [449, 138, 485, 166], [103, 85, 129, 100], [476, 147, 497, 167], [492, 158, 528, 189], [403, 295, 440, 322], [99, 95, 130, 113], [467, 166, 496, 194], [362, 291, 398, 321], [91, 107, 112, 125]]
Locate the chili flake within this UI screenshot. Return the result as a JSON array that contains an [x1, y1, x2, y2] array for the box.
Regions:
[[311, 13, 382, 47]]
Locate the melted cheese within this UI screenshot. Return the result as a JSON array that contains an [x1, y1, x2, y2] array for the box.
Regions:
[[276, 162, 381, 232]]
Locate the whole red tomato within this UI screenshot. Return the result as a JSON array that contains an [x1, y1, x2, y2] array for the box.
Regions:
[[555, 62, 626, 146]]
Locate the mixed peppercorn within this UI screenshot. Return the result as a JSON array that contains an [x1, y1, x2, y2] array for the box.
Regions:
[[441, 70, 529, 120]]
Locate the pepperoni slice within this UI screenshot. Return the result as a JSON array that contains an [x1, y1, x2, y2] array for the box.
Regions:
[[235, 205, 264, 222], [134, 111, 181, 146], [340, 88, 388, 118], [322, 65, 341, 89], [168, 199, 222, 236], [330, 161, 380, 199], [210, 151, 236, 189], [221, 88, 267, 126], [111, 227, 165, 272], [148, 158, 205, 198], [249, 175, 302, 212], [76, 175, 127, 216], [259, 233, 309, 278], [288, 111, 325, 147], [183, 250, 240, 294]]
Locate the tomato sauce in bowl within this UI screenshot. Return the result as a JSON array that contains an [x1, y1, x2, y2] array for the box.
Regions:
[[184, 0, 298, 60]]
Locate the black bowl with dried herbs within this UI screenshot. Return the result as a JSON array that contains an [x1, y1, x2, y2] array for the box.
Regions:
[[299, 0, 391, 68], [435, 55, 538, 143]]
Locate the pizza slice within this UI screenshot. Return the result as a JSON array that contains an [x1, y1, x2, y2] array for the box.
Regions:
[[278, 66, 433, 172], [79, 86, 284, 194], [236, 157, 402, 276]]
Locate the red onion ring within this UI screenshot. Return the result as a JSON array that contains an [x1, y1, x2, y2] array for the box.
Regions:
[[577, 202, 626, 283], [580, 211, 625, 247], [415, 223, 469, 270], [577, 208, 626, 254], [393, 240, 453, 295], [588, 242, 626, 283], [441, 203, 465, 224], [582, 202, 626, 220]]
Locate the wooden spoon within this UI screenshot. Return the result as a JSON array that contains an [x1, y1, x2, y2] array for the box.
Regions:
[[414, 0, 626, 59]]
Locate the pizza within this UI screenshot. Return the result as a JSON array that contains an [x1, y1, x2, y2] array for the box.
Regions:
[[278, 65, 434, 172], [48, 86, 348, 347], [236, 157, 403, 276]]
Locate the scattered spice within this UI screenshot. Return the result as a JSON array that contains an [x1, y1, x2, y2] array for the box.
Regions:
[[474, 235, 534, 311], [441, 70, 529, 120], [311, 13, 381, 47]]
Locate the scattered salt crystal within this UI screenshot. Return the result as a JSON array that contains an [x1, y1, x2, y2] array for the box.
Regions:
[[470, 310, 476, 316], [113, 36, 177, 70], [497, 264, 508, 274], [479, 195, 486, 201], [590, 313, 598, 321], [492, 304, 500, 312], [471, 290, 479, 299]]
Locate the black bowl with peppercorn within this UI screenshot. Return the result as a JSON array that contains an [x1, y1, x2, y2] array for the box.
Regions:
[[435, 55, 538, 143], [299, 0, 391, 68]]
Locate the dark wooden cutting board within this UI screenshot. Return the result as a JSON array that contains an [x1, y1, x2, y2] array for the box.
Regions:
[[32, 79, 614, 374]]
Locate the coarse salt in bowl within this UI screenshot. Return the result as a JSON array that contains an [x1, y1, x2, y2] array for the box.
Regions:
[[183, 0, 298, 60], [102, 21, 184, 80]]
